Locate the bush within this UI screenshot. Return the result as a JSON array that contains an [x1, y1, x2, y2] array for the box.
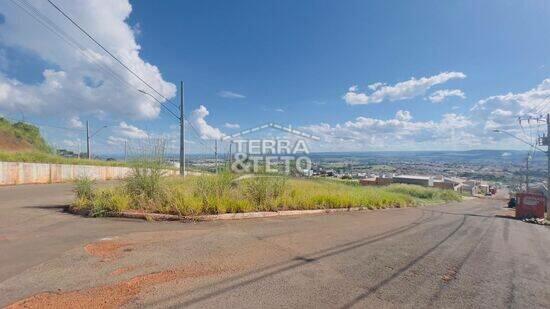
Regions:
[[125, 159, 167, 204], [74, 177, 94, 200], [240, 176, 287, 211]]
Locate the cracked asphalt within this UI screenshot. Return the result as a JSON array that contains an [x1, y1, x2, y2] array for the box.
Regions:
[[1, 183, 549, 308]]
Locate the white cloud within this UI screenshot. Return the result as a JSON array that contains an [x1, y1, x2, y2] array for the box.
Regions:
[[471, 78, 550, 131], [343, 72, 466, 105], [224, 122, 240, 129], [190, 105, 225, 140], [107, 136, 127, 145], [218, 90, 245, 99], [67, 116, 84, 129], [118, 121, 148, 139], [368, 82, 385, 91], [348, 85, 358, 92], [395, 110, 412, 121], [62, 139, 79, 148], [0, 0, 176, 119], [275, 108, 284, 112], [428, 89, 466, 103], [301, 112, 477, 151]]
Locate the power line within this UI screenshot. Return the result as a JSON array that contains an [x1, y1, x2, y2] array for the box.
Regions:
[[46, 0, 181, 113], [9, 0, 180, 122], [13, 0, 217, 156]]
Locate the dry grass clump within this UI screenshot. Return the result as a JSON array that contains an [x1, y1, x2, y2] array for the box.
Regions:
[[72, 173, 462, 217]]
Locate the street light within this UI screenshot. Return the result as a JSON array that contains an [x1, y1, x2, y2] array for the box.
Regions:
[[139, 86, 186, 177], [86, 123, 109, 159]]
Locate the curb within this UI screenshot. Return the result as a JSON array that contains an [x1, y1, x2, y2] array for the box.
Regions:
[[67, 206, 377, 222]]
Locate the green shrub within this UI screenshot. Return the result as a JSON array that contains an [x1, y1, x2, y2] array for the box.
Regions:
[[125, 159, 167, 202], [240, 176, 287, 211], [74, 177, 94, 200]]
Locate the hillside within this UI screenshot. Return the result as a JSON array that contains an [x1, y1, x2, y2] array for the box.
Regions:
[[0, 117, 51, 153]]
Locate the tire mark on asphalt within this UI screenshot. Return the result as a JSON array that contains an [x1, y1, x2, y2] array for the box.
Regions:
[[147, 210, 443, 308], [340, 215, 467, 309], [427, 215, 496, 304]]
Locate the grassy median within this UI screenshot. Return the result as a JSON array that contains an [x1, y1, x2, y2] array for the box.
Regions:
[[71, 170, 462, 217]]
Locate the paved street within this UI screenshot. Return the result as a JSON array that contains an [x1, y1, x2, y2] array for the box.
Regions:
[[1, 183, 549, 308]]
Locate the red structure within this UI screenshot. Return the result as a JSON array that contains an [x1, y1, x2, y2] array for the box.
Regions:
[[516, 193, 546, 219]]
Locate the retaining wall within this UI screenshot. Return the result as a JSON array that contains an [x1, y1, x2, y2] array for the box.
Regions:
[[0, 161, 178, 186]]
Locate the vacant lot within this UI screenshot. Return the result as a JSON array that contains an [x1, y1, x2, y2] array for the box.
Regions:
[[72, 173, 462, 217]]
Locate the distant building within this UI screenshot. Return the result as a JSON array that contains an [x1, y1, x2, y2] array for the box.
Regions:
[[393, 175, 433, 187], [360, 177, 393, 186]]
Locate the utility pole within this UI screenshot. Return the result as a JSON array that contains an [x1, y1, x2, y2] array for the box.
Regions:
[[526, 154, 531, 191], [86, 120, 91, 159], [215, 140, 218, 174], [547, 113, 550, 214], [180, 81, 185, 177], [124, 140, 127, 162], [228, 142, 232, 170]]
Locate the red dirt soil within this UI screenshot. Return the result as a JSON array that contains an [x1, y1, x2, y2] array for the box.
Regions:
[[110, 266, 138, 276], [0, 131, 33, 152], [7, 264, 230, 309], [84, 240, 133, 262]]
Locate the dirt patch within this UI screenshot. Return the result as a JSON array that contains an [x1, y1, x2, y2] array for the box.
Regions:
[[84, 240, 133, 262], [0, 131, 33, 152], [7, 263, 232, 309], [110, 266, 137, 276], [441, 268, 458, 283]]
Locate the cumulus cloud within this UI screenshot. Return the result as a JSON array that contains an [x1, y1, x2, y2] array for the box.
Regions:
[[471, 78, 550, 131], [107, 136, 127, 145], [301, 112, 477, 151], [190, 105, 225, 140], [218, 90, 245, 99], [118, 121, 148, 139], [343, 72, 466, 105], [395, 110, 412, 121], [224, 122, 240, 129], [428, 89, 466, 103], [0, 0, 176, 119], [67, 116, 84, 129]]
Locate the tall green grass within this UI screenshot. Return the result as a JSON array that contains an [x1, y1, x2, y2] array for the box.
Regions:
[[72, 174, 462, 217], [0, 150, 129, 166]]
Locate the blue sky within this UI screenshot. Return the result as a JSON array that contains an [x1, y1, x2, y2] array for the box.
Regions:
[[0, 0, 549, 154]]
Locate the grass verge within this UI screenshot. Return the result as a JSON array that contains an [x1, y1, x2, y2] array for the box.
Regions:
[[0, 151, 129, 167], [71, 173, 462, 217]]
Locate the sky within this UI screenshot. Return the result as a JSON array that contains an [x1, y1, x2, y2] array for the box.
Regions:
[[0, 0, 549, 155]]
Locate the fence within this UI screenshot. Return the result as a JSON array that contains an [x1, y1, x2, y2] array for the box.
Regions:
[[0, 161, 179, 186]]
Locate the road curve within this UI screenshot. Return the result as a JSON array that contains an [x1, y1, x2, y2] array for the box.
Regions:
[[0, 183, 549, 308]]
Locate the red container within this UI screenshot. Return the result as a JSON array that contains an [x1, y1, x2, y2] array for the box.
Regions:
[[516, 193, 546, 219]]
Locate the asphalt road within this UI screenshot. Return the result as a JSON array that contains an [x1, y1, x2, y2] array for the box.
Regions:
[[0, 183, 549, 308]]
